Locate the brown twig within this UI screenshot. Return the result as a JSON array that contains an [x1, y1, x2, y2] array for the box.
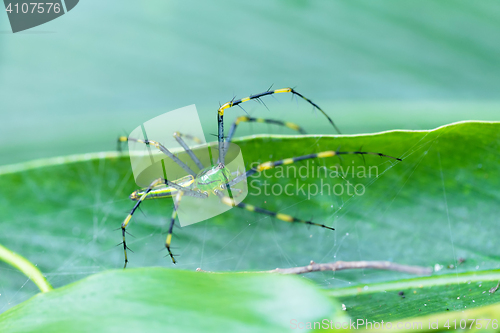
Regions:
[[196, 260, 433, 276]]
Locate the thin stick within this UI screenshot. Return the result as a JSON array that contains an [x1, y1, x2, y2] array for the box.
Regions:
[[265, 260, 432, 275], [196, 260, 432, 276], [0, 243, 53, 293]]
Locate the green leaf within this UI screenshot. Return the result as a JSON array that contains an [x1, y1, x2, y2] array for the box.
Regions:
[[0, 268, 341, 333], [1, 121, 499, 320], [331, 270, 500, 321]]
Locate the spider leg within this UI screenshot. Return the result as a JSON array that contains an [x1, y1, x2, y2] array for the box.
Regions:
[[122, 178, 208, 267], [218, 195, 334, 231], [173, 132, 205, 170], [165, 191, 184, 264], [173, 132, 203, 144], [226, 116, 306, 143], [126, 137, 197, 177], [122, 177, 164, 268], [217, 87, 340, 165], [227, 150, 402, 187]]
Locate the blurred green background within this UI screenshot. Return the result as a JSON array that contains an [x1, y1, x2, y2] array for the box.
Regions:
[[1, 0, 499, 166]]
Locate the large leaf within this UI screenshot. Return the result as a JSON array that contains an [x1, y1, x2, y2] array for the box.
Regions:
[[0, 121, 499, 318], [0, 268, 341, 333]]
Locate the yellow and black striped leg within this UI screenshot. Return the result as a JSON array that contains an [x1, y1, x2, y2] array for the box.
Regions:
[[228, 150, 402, 187], [220, 196, 334, 231], [173, 132, 205, 170], [123, 137, 197, 177], [121, 178, 165, 268], [165, 191, 184, 264], [173, 132, 203, 145], [217, 87, 341, 165], [226, 116, 306, 143], [125, 180, 207, 266]]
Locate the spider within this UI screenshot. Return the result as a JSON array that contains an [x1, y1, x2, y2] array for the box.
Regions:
[[118, 87, 401, 268]]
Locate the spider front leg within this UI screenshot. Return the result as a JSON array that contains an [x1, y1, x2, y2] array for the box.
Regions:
[[217, 87, 341, 165]]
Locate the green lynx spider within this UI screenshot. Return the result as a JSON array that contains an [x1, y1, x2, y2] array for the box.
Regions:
[[118, 88, 401, 268]]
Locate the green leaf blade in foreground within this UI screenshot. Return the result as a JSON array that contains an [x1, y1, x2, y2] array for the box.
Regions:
[[0, 268, 341, 333]]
